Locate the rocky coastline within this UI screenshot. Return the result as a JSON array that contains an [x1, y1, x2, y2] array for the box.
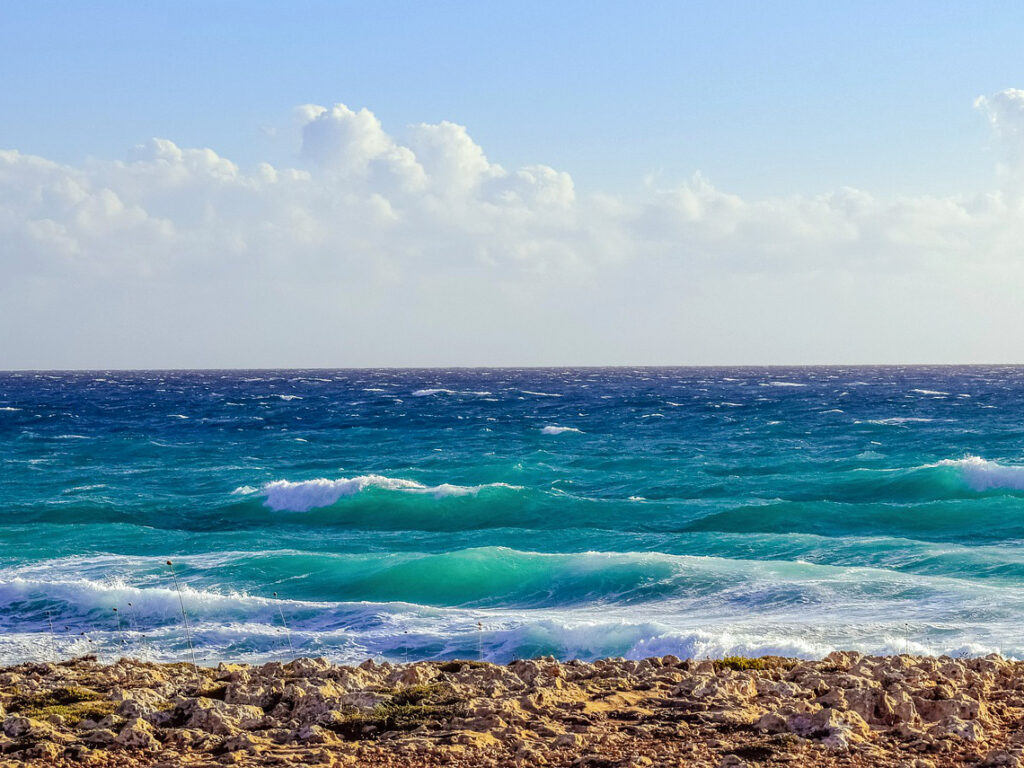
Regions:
[[0, 652, 1021, 767]]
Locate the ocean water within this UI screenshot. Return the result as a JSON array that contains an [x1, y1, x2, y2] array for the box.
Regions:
[[3, 367, 1024, 665]]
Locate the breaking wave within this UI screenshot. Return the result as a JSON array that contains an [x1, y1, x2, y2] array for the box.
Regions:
[[244, 476, 522, 512], [933, 456, 1024, 492]]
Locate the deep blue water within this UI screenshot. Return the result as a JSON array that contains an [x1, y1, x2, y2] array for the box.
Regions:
[[3, 367, 1024, 664]]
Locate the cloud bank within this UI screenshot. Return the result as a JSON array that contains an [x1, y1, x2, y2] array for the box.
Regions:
[[2, 92, 1024, 367]]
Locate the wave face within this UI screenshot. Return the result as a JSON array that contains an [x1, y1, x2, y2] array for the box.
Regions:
[[6, 366, 1024, 664], [250, 477, 521, 512]]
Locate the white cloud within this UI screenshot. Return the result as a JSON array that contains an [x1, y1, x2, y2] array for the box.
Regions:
[[975, 89, 1024, 143], [2, 95, 1024, 367]]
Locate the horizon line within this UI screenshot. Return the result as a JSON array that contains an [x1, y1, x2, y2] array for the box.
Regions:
[[3, 363, 1023, 374]]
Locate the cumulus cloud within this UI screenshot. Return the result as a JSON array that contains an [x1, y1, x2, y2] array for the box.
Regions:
[[1, 95, 1024, 367]]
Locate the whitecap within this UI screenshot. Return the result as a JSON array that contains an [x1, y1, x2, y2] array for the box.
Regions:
[[251, 476, 521, 512], [934, 456, 1024, 492], [412, 388, 491, 397], [541, 426, 583, 435], [857, 417, 934, 425]]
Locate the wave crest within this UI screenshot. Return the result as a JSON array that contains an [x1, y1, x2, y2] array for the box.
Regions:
[[541, 426, 583, 435], [935, 456, 1024, 492], [244, 476, 522, 512]]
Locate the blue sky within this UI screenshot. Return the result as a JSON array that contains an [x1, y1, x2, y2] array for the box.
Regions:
[[5, 1, 1021, 195], [2, 2, 1024, 366]]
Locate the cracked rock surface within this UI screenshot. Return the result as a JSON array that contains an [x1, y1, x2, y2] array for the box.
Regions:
[[1, 651, 1022, 766]]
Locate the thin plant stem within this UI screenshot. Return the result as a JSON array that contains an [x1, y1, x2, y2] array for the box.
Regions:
[[126, 602, 144, 655], [167, 560, 200, 684], [272, 592, 295, 656], [45, 609, 57, 662], [112, 607, 126, 651]]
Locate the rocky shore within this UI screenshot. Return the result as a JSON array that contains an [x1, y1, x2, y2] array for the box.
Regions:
[[1, 652, 1022, 767]]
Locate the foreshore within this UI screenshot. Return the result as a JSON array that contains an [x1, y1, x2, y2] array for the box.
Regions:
[[0, 652, 1019, 767]]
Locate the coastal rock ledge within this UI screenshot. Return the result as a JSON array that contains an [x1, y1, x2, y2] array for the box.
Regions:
[[1, 652, 1022, 767]]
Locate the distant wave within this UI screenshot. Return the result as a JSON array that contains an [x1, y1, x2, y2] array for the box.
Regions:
[[934, 456, 1024, 492], [911, 389, 949, 396], [762, 381, 807, 388], [541, 426, 582, 435], [0, 407, 22, 412], [412, 388, 491, 397], [858, 417, 934, 425], [521, 390, 562, 397], [689, 456, 1024, 540], [244, 475, 522, 512]]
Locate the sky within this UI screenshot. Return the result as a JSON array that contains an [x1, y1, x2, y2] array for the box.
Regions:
[[2, 1, 1024, 367]]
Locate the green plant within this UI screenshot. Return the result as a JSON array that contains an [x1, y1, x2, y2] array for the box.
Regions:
[[324, 682, 465, 740], [8, 685, 104, 712], [437, 659, 489, 673], [716, 656, 769, 671]]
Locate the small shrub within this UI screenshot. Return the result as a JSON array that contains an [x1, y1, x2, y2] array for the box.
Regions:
[[8, 686, 104, 713], [714, 655, 796, 672], [716, 656, 768, 671], [27, 700, 117, 722], [438, 660, 489, 673], [324, 682, 465, 740]]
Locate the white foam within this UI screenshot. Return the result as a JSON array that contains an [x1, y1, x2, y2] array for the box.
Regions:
[[859, 417, 934, 425], [856, 450, 885, 460], [0, 407, 22, 412], [541, 426, 583, 435], [412, 388, 491, 397], [521, 390, 562, 397], [935, 456, 1024, 492], [274, 394, 302, 401], [252, 475, 521, 511], [911, 389, 949, 396], [762, 381, 807, 387]]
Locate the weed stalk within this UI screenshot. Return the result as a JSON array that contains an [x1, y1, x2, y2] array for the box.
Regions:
[[167, 560, 200, 683], [272, 592, 295, 655]]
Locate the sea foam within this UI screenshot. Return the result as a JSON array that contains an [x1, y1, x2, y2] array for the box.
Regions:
[[412, 388, 492, 397], [249, 475, 521, 512], [936, 456, 1024, 492], [541, 426, 583, 435]]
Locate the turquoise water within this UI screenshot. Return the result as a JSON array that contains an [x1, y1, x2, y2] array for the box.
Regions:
[[3, 367, 1024, 664]]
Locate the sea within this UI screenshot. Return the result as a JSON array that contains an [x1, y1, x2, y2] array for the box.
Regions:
[[2, 367, 1024, 666]]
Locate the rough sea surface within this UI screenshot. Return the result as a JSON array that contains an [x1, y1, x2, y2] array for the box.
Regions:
[[2, 367, 1024, 665]]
